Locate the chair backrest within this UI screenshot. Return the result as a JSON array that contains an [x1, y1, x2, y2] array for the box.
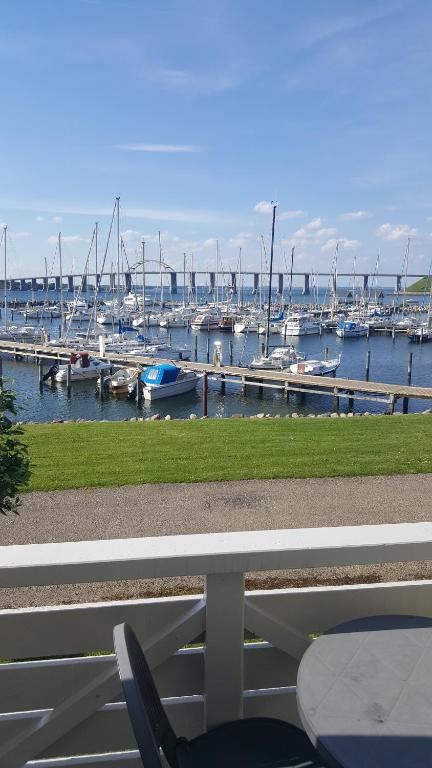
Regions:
[[113, 623, 180, 768]]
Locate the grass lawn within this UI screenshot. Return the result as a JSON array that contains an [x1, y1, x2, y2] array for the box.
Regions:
[[22, 415, 432, 492]]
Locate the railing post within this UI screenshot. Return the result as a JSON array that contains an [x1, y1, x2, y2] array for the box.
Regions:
[[205, 572, 245, 729]]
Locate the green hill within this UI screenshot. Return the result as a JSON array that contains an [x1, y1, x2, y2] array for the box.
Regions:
[[406, 276, 432, 292]]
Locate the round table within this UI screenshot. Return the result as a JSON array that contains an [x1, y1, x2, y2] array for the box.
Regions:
[[297, 615, 432, 768]]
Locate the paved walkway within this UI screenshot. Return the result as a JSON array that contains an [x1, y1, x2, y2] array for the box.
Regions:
[[2, 474, 432, 607]]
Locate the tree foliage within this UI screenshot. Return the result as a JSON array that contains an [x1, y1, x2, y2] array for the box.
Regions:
[[0, 383, 30, 514]]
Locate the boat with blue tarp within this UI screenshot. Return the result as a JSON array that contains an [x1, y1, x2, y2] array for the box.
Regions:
[[137, 363, 201, 400]]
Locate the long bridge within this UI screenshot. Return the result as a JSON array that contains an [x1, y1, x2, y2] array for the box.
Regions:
[[3, 270, 427, 295]]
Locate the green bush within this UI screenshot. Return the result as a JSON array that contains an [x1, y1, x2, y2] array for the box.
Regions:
[[0, 384, 30, 514]]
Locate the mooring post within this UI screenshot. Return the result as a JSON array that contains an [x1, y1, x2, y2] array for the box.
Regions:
[[58, 325, 62, 339], [402, 351, 413, 414], [325, 347, 328, 360], [187, 319, 190, 334], [135, 374, 142, 405], [65, 363, 71, 391], [38, 362, 44, 388], [241, 375, 246, 395], [261, 342, 265, 355], [348, 391, 354, 413], [202, 371, 208, 417], [169, 332, 172, 347], [258, 378, 263, 398], [99, 369, 104, 399], [392, 326, 395, 342], [221, 373, 226, 395], [194, 335, 198, 361], [284, 381, 289, 401], [387, 393, 396, 415], [332, 386, 340, 413], [229, 339, 233, 366], [365, 350, 371, 381], [206, 338, 210, 363], [284, 324, 287, 343], [366, 325, 370, 339]]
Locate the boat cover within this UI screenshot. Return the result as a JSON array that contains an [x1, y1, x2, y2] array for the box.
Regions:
[[338, 321, 356, 330], [141, 364, 180, 385]]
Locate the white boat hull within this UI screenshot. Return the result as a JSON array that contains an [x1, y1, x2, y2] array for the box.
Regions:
[[143, 373, 199, 400]]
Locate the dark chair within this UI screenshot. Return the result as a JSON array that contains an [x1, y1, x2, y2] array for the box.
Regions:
[[113, 622, 329, 768]]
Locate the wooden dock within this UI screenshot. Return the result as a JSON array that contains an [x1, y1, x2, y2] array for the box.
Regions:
[[1, 339, 432, 414]]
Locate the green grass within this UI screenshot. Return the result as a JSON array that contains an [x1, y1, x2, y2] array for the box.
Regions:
[[406, 276, 432, 292], [21, 415, 432, 492]]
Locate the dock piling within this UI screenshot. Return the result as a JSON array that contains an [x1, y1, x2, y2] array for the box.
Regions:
[[66, 364, 71, 395], [221, 373, 226, 395], [229, 339, 233, 366], [325, 347, 328, 361], [194, 335, 198, 361], [365, 350, 371, 381], [206, 338, 210, 363], [402, 352, 413, 414], [38, 362, 44, 388], [332, 387, 340, 413], [202, 372, 208, 417], [99, 370, 104, 399]]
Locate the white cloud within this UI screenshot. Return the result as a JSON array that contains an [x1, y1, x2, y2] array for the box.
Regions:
[[279, 209, 307, 220], [315, 227, 337, 238], [340, 210, 370, 221], [305, 217, 324, 230], [52, 215, 63, 223], [376, 223, 417, 241], [121, 229, 143, 243], [202, 238, 218, 249], [113, 143, 203, 153], [35, 215, 44, 222], [321, 238, 360, 252], [254, 200, 273, 215], [229, 232, 251, 248]]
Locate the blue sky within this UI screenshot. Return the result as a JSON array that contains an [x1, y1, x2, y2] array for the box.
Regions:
[[1, 0, 432, 280]]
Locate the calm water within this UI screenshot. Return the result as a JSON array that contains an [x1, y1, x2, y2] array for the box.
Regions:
[[2, 287, 431, 421]]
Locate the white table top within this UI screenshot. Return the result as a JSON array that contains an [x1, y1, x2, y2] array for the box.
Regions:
[[297, 615, 432, 768]]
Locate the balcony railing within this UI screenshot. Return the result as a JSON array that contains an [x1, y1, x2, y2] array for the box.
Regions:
[[1, 522, 432, 768]]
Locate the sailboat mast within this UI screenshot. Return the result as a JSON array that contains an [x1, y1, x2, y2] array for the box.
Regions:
[[158, 230, 163, 306], [238, 247, 242, 308], [265, 203, 277, 358], [216, 240, 219, 308], [58, 232, 64, 333], [3, 225, 7, 332], [289, 246, 294, 311], [95, 221, 98, 292], [183, 252, 186, 307], [116, 196, 120, 319]]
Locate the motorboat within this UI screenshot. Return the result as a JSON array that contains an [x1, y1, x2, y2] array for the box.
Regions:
[[289, 355, 341, 376], [129, 342, 192, 361], [65, 309, 92, 323], [250, 346, 305, 370], [20, 304, 61, 319], [234, 316, 262, 333], [0, 325, 47, 342], [132, 313, 162, 328], [407, 324, 432, 343], [336, 320, 368, 338], [55, 352, 111, 382], [137, 363, 200, 400], [282, 313, 321, 336], [97, 366, 141, 395], [191, 313, 220, 330]]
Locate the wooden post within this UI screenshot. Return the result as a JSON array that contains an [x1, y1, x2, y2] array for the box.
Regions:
[[240, 375, 246, 395], [221, 373, 226, 395], [229, 339, 233, 366], [325, 346, 328, 360], [387, 393, 396, 415], [194, 335, 198, 361], [66, 363, 71, 394], [99, 370, 104, 399], [135, 374, 142, 405], [367, 325, 370, 339], [206, 338, 210, 363], [332, 386, 340, 413], [258, 378, 263, 398], [38, 362, 44, 388], [402, 352, 413, 414], [392, 326, 395, 342], [365, 350, 371, 382], [202, 371, 208, 416], [284, 381, 289, 401], [348, 391, 354, 412]]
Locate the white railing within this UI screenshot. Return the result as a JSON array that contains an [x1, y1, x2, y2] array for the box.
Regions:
[[1, 522, 432, 768]]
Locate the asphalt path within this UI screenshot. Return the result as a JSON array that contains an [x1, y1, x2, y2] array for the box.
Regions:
[[1, 474, 432, 607]]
